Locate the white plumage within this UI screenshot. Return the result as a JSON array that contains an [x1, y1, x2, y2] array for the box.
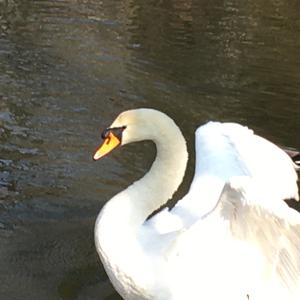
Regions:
[[93, 108, 299, 300]]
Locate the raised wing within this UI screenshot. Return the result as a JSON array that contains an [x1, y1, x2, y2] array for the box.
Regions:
[[216, 178, 300, 299], [174, 122, 298, 222]]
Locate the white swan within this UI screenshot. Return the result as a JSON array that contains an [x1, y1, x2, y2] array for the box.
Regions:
[[93, 108, 300, 300]]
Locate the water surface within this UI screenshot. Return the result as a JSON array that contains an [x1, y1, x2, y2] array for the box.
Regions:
[[0, 0, 300, 299]]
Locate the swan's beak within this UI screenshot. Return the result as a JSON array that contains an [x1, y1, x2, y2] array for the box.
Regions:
[[93, 132, 121, 160]]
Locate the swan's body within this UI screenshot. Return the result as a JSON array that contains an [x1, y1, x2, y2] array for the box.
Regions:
[[93, 109, 300, 300]]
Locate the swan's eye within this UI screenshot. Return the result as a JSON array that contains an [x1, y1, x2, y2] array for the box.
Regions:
[[101, 126, 126, 141]]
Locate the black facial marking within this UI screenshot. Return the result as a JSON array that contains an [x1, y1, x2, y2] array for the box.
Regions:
[[101, 126, 126, 140], [101, 128, 110, 139]]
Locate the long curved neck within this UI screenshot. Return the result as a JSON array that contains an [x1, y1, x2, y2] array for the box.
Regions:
[[125, 136, 188, 227], [94, 119, 188, 297], [96, 122, 188, 232]]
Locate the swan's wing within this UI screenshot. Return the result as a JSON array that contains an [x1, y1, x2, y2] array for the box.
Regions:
[[193, 122, 299, 200], [216, 177, 300, 298], [165, 177, 300, 299], [174, 122, 299, 221]]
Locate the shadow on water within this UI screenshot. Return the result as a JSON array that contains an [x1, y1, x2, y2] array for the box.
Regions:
[[0, 0, 300, 299]]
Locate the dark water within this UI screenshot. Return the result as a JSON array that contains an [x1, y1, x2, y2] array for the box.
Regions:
[[0, 0, 300, 299]]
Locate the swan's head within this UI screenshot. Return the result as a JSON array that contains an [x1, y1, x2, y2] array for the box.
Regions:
[[93, 108, 179, 160]]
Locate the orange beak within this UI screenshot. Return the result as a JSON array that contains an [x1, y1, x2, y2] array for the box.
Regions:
[[93, 132, 121, 160]]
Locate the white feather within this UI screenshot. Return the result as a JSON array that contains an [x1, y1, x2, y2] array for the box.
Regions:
[[94, 109, 299, 300]]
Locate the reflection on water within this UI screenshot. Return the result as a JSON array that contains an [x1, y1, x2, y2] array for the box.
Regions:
[[0, 0, 299, 299]]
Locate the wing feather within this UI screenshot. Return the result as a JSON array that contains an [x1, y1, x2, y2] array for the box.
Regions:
[[217, 178, 300, 298], [175, 122, 298, 222]]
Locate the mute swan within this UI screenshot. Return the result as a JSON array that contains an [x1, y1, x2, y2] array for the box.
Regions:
[[93, 108, 300, 300]]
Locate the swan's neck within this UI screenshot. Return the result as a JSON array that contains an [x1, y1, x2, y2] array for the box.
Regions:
[[95, 120, 188, 297], [97, 128, 188, 227]]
